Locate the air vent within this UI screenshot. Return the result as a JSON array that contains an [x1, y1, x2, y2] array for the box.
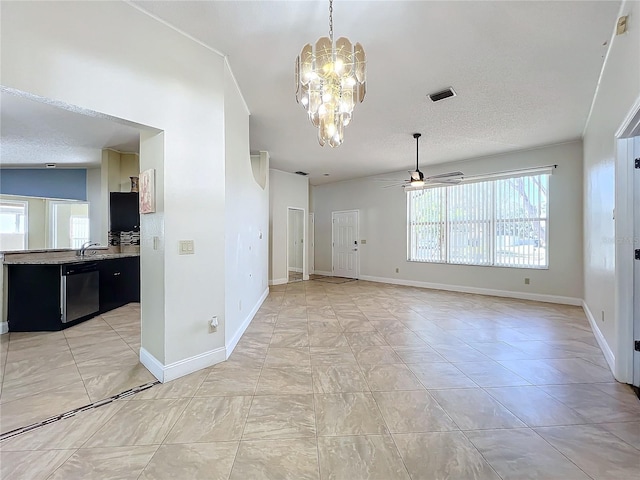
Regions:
[[428, 87, 456, 103], [294, 171, 309, 176]]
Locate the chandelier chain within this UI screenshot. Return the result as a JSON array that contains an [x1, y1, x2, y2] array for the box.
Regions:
[[329, 0, 333, 41]]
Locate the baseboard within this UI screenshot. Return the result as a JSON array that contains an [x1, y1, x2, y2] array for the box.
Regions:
[[0, 322, 7, 334], [269, 278, 288, 286], [358, 275, 583, 306], [582, 300, 615, 373], [289, 267, 303, 273], [139, 347, 165, 383], [314, 270, 333, 277], [226, 287, 269, 359], [140, 346, 226, 383]]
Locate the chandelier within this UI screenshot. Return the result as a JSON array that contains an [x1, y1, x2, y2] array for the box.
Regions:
[[295, 0, 366, 147]]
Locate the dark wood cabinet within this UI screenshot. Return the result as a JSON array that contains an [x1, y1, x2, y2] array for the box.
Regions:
[[110, 192, 140, 232], [7, 265, 61, 331], [7, 256, 140, 332], [99, 256, 140, 313]]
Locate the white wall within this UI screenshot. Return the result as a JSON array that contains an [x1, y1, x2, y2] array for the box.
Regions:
[[287, 208, 304, 272], [1, 1, 231, 376], [582, 0, 640, 377], [269, 169, 309, 284], [312, 141, 584, 302], [86, 167, 103, 245], [224, 66, 269, 353]]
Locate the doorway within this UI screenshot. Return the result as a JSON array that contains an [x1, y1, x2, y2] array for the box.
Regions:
[[633, 135, 639, 390], [615, 100, 640, 391], [287, 207, 305, 283], [332, 210, 359, 279]]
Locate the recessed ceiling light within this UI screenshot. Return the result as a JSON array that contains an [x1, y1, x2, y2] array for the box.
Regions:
[[428, 87, 456, 103], [294, 171, 309, 176], [45, 163, 56, 168], [323, 173, 330, 176]]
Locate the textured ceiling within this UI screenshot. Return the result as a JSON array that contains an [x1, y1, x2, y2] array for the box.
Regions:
[[0, 91, 140, 167], [132, 0, 620, 185], [1, 2, 620, 182]]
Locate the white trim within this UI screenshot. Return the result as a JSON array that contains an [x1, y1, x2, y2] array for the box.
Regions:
[[139, 347, 165, 382], [582, 0, 627, 137], [226, 287, 269, 358], [289, 267, 303, 273], [358, 274, 582, 306], [614, 137, 635, 383], [582, 300, 616, 374], [314, 270, 333, 277], [269, 277, 288, 286], [140, 346, 226, 383], [0, 322, 8, 335], [223, 56, 251, 115], [126, 2, 249, 116], [615, 93, 640, 138]]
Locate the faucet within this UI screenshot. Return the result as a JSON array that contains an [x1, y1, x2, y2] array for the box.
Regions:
[[78, 241, 101, 257]]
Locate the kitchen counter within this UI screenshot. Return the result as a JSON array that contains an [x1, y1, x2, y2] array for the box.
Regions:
[[3, 252, 140, 265]]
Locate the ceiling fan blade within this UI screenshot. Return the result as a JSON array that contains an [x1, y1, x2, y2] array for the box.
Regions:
[[382, 182, 408, 188], [425, 171, 464, 180], [373, 178, 408, 182], [426, 178, 462, 185]]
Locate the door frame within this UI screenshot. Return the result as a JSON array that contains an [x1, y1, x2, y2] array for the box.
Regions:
[[286, 206, 306, 282], [614, 94, 640, 385], [309, 213, 315, 275], [331, 209, 360, 279]]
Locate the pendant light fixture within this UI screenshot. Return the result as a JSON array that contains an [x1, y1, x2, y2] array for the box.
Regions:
[[295, 0, 366, 147]]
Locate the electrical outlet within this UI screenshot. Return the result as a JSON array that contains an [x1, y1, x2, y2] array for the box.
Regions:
[[395, 268, 399, 273], [209, 316, 218, 333], [524, 278, 530, 285]]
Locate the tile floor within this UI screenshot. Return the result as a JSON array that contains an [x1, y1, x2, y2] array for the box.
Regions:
[[1, 280, 639, 479], [0, 303, 155, 433]]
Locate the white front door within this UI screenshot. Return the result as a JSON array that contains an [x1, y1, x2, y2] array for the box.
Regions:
[[332, 210, 359, 278], [633, 135, 640, 388]]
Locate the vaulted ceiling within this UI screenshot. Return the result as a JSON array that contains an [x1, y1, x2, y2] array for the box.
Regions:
[[133, 0, 620, 184], [1, 1, 620, 185]]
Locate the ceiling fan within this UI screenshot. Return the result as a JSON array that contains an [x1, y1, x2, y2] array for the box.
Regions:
[[377, 133, 464, 189]]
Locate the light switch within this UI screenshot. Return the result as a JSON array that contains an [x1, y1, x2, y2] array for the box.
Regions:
[[153, 236, 159, 250], [361, 239, 367, 245], [179, 240, 194, 255]]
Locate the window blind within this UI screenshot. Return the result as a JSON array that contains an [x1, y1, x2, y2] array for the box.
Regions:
[[408, 172, 549, 269]]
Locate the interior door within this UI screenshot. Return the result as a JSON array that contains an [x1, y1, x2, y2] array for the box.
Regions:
[[633, 135, 640, 388], [332, 210, 359, 278]]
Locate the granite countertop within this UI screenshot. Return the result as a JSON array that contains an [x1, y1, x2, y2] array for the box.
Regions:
[[3, 252, 140, 265]]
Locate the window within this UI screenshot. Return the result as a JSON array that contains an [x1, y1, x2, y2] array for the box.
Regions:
[[49, 201, 90, 249], [408, 172, 549, 268], [0, 200, 28, 251]]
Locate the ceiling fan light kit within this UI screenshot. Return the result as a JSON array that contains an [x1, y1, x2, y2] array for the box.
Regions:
[[376, 133, 464, 189], [295, 0, 366, 147]]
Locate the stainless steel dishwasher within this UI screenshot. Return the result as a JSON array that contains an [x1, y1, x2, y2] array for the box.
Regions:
[[61, 262, 100, 323]]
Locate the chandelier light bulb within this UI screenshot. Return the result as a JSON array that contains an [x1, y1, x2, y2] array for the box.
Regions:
[[295, 0, 366, 147]]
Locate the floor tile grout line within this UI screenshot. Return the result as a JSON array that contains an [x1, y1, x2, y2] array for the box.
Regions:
[[527, 426, 599, 480], [42, 447, 80, 480], [134, 443, 164, 480], [229, 298, 277, 478], [61, 331, 94, 404]]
